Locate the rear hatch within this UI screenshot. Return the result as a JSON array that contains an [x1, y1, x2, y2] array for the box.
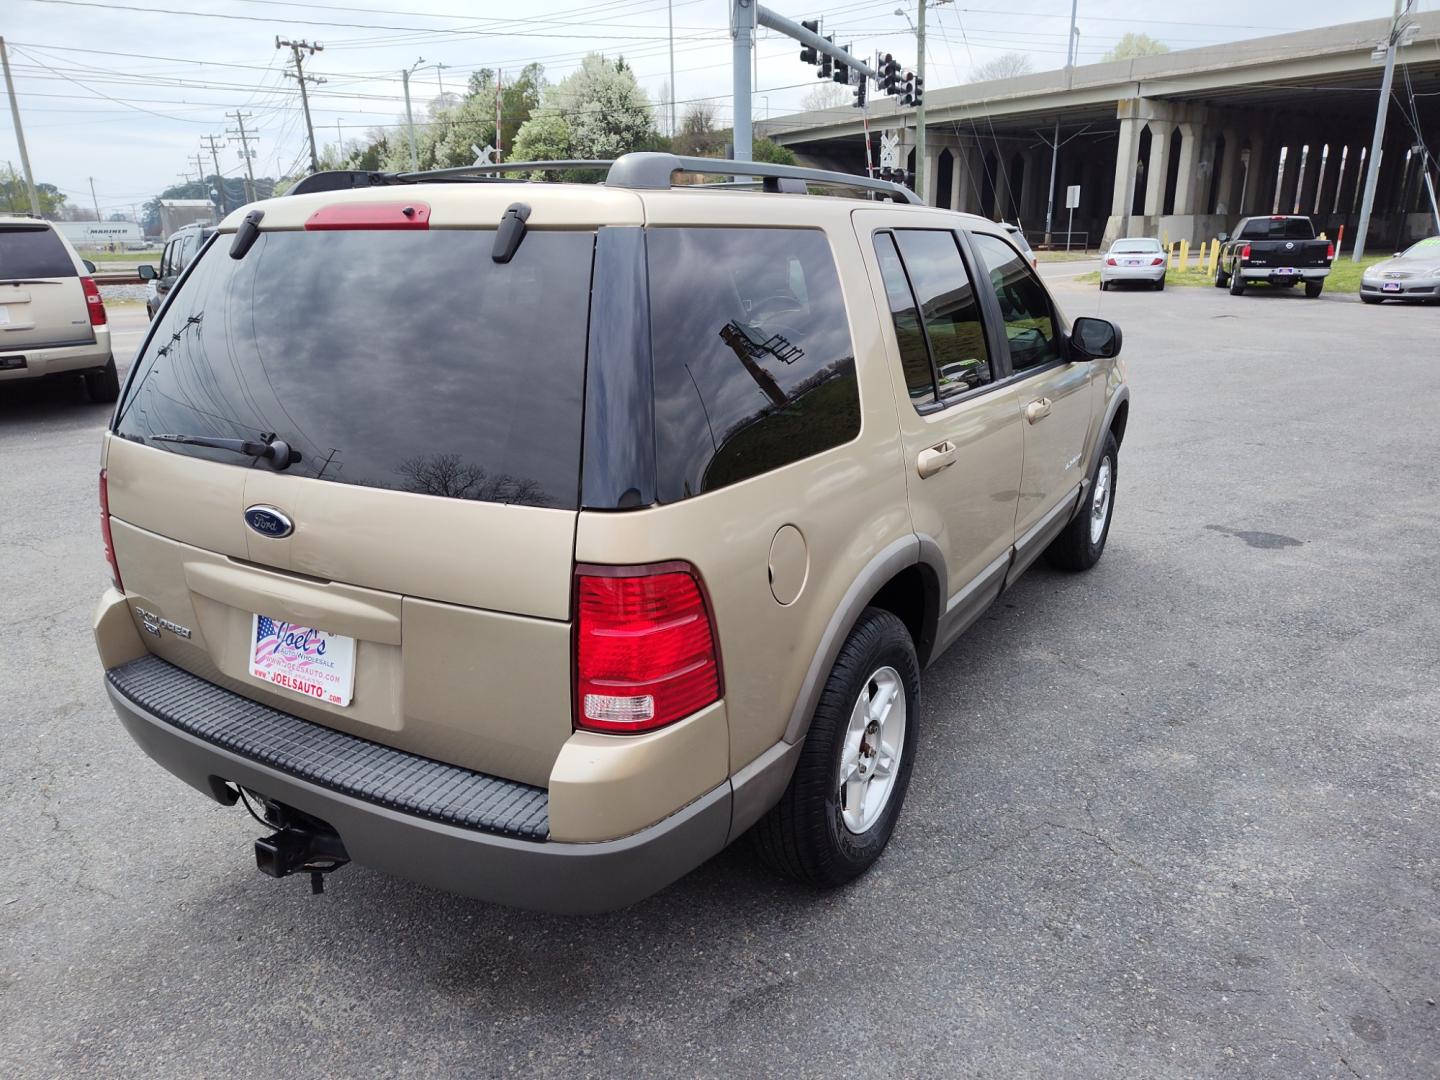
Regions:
[[103, 202, 600, 786], [0, 222, 92, 350], [1247, 240, 1330, 269]]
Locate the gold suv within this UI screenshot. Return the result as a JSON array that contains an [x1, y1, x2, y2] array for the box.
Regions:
[[93, 154, 1129, 912]]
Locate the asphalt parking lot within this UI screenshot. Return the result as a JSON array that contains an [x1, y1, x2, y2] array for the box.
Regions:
[[2, 285, 1437, 1079]]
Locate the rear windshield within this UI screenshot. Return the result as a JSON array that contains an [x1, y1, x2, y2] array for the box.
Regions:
[[1111, 240, 1160, 253], [114, 228, 594, 509], [1238, 218, 1316, 240], [0, 225, 76, 279]]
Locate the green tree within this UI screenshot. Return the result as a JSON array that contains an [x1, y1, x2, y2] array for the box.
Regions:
[[1103, 33, 1170, 61], [0, 165, 70, 217], [751, 137, 797, 166], [511, 53, 657, 176]]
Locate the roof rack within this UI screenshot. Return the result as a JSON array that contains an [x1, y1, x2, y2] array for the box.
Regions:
[[288, 153, 920, 204]]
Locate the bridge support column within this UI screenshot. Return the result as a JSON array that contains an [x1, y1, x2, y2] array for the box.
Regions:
[[1143, 119, 1175, 218], [924, 144, 943, 207], [1317, 144, 1342, 216], [1107, 105, 1147, 241], [1277, 144, 1303, 213], [1300, 142, 1326, 215], [1213, 128, 1241, 216], [1172, 122, 1202, 215]]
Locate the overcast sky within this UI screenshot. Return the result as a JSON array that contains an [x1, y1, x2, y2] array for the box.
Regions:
[[1, 0, 1423, 215]]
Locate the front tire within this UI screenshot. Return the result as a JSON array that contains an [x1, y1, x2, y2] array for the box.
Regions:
[[1044, 430, 1118, 572], [85, 356, 120, 404], [753, 608, 920, 888]]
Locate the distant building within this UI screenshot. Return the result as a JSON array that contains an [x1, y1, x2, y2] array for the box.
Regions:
[[53, 220, 146, 250], [158, 199, 216, 239]]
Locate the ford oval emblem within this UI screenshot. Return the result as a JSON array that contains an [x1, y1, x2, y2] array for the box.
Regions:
[[244, 505, 293, 538]]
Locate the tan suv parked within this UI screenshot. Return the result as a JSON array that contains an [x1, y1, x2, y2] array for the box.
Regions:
[[1, 216, 118, 401], [93, 154, 1129, 912]]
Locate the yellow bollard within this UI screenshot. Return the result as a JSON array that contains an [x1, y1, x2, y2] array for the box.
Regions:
[[1179, 239, 1190, 272], [1207, 239, 1221, 277], [1197, 239, 1208, 266]]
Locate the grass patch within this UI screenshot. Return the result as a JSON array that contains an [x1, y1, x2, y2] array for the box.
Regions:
[[1075, 254, 1389, 291]]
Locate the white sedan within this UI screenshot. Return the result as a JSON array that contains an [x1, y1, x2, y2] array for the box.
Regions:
[[1101, 238, 1168, 291]]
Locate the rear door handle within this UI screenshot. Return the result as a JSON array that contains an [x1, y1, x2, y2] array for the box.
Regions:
[[916, 440, 957, 479], [1025, 397, 1052, 424]]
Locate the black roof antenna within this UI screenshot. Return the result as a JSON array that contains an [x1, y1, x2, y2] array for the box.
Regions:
[[230, 209, 264, 260], [492, 203, 532, 264]]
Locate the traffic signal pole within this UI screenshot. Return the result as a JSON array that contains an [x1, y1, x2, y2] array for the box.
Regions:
[[914, 0, 926, 203]]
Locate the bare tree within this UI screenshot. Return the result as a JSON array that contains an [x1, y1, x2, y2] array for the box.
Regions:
[[968, 53, 1033, 83], [801, 82, 850, 113]]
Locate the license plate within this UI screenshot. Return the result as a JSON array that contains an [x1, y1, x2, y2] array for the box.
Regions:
[[1124, 259, 1142, 266], [1382, 282, 1402, 293], [249, 614, 356, 706], [1272, 267, 1296, 275]]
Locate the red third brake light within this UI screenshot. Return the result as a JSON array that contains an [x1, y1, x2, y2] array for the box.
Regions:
[[100, 468, 122, 591], [575, 563, 720, 733], [81, 276, 107, 326]]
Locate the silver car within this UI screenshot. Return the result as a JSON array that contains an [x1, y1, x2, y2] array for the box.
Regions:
[[1359, 236, 1440, 304], [1101, 237, 1168, 291]]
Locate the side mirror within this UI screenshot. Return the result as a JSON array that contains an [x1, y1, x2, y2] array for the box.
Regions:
[[1071, 316, 1122, 361], [1217, 232, 1229, 244], [83, 259, 97, 274], [138, 264, 157, 280]]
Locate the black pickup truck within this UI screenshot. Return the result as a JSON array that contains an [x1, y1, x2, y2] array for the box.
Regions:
[[1215, 215, 1334, 298]]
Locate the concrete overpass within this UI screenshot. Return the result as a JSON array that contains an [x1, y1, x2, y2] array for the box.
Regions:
[[758, 13, 1440, 249]]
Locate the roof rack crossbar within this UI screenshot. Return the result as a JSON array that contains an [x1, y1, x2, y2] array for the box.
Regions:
[[291, 154, 921, 205]]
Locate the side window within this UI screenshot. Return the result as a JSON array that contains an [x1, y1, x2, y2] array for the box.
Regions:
[[875, 229, 992, 406], [970, 232, 1061, 373], [873, 233, 936, 404], [179, 232, 199, 270], [158, 240, 175, 278], [647, 227, 861, 501]]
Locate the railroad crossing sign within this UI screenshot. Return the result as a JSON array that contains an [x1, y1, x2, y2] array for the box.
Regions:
[[879, 130, 900, 171]]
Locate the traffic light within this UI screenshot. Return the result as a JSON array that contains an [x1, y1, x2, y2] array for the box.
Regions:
[[911, 74, 924, 107], [879, 54, 901, 95], [899, 71, 916, 106], [819, 35, 834, 79], [853, 76, 867, 108], [833, 43, 850, 84], [799, 19, 819, 65]]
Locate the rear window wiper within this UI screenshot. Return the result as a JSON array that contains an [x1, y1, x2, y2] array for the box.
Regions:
[[152, 432, 301, 470]]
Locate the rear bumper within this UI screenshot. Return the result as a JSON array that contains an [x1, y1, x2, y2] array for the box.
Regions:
[[104, 655, 734, 913], [0, 330, 110, 382], [1239, 266, 1329, 281], [1100, 264, 1165, 282]]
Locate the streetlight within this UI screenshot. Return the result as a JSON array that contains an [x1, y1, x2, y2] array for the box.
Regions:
[[402, 57, 425, 171]]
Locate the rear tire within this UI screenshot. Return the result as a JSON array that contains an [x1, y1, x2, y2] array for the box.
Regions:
[[1044, 430, 1118, 572], [1154, 277, 1165, 291], [1100, 279, 1109, 292], [1305, 280, 1324, 299], [752, 608, 920, 889], [85, 356, 120, 404], [1229, 271, 1246, 296]]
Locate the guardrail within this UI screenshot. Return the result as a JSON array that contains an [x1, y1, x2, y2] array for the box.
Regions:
[[1025, 230, 1090, 253], [94, 272, 143, 286]]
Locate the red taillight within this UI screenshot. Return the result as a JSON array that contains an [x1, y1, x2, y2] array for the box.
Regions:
[[1239, 244, 1251, 260], [100, 468, 122, 590], [81, 276, 107, 326], [575, 563, 720, 733], [1150, 257, 1164, 266], [1326, 242, 1335, 260], [1105, 257, 1117, 266]]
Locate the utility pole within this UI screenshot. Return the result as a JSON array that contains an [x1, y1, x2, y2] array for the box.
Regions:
[[1353, 0, 1414, 262], [227, 111, 258, 203], [732, 0, 756, 163], [88, 176, 102, 222], [914, 0, 927, 202], [495, 70, 503, 161], [401, 57, 424, 171], [191, 153, 207, 188], [202, 134, 227, 213], [0, 37, 41, 217], [1043, 0, 1079, 246], [277, 38, 324, 174], [668, 0, 677, 138]]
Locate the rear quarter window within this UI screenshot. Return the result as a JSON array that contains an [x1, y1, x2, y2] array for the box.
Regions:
[[0, 226, 76, 279], [647, 227, 860, 501], [114, 228, 595, 509]]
